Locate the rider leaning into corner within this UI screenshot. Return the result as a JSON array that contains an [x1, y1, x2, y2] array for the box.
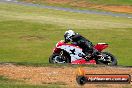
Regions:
[[64, 30, 101, 61]]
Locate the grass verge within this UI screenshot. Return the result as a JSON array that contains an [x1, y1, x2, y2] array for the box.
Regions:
[[0, 75, 60, 88]]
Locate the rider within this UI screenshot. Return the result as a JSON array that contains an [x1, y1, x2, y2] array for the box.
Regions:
[[64, 30, 99, 60]]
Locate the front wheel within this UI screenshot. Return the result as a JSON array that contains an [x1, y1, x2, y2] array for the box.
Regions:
[[97, 52, 118, 66], [49, 53, 70, 63]]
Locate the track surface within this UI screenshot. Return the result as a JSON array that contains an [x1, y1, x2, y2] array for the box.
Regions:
[[0, 0, 132, 18], [0, 64, 131, 87]]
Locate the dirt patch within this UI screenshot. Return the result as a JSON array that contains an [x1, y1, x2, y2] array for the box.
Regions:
[[24, 0, 132, 13], [69, 1, 132, 13], [45, 0, 71, 4], [92, 5, 132, 13], [0, 64, 131, 87]]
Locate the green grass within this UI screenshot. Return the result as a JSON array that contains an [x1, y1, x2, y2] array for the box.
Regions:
[[0, 75, 60, 88], [0, 2, 132, 66], [85, 0, 132, 5], [0, 84, 60, 88]]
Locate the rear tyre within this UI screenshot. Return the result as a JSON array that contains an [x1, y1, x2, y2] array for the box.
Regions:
[[97, 52, 117, 66]]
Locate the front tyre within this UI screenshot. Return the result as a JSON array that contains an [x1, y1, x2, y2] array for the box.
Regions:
[[97, 52, 118, 66], [49, 54, 64, 63], [49, 53, 70, 63]]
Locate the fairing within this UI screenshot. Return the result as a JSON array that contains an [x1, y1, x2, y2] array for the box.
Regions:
[[94, 43, 108, 52]]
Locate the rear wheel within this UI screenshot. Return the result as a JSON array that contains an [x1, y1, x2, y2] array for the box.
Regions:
[[97, 52, 117, 66]]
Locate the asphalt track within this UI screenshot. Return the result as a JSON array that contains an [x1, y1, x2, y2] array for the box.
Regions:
[[0, 0, 132, 18]]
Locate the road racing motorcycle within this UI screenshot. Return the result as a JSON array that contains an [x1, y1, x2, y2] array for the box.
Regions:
[[49, 40, 117, 65]]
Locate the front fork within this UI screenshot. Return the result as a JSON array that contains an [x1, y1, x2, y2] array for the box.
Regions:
[[60, 51, 63, 56], [58, 51, 67, 62]]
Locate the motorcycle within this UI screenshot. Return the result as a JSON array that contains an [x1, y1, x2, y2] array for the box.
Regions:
[[49, 40, 117, 66]]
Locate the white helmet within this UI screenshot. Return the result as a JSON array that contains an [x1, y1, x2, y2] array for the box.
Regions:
[[64, 30, 75, 42]]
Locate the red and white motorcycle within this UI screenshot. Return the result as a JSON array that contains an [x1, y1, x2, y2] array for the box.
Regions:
[[49, 40, 117, 65]]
